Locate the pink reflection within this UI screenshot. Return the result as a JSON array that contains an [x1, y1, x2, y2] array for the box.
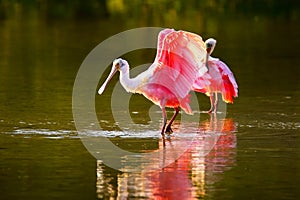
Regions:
[[96, 115, 237, 199], [146, 151, 193, 199]]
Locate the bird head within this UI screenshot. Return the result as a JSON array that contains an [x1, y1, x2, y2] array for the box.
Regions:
[[98, 58, 128, 95], [205, 38, 217, 56], [112, 58, 128, 71]]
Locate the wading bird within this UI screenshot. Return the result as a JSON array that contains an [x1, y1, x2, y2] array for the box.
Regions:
[[193, 39, 238, 113], [98, 29, 207, 135]]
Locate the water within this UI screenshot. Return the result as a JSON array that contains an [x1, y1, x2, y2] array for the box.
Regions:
[[1, 2, 300, 200]]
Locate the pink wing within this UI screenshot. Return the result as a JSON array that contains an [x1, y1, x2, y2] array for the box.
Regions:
[[192, 57, 238, 103], [192, 73, 212, 95], [148, 29, 207, 102], [217, 59, 238, 103], [154, 28, 174, 63]]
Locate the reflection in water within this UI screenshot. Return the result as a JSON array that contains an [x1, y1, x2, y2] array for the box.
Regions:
[[96, 115, 237, 199]]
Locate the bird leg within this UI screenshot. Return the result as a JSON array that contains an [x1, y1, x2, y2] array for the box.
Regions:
[[213, 92, 218, 113], [208, 93, 215, 113], [161, 107, 167, 136], [165, 107, 180, 134]]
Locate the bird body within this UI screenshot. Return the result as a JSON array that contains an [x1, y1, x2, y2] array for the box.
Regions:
[[193, 39, 238, 113], [118, 62, 191, 113], [98, 29, 207, 134]]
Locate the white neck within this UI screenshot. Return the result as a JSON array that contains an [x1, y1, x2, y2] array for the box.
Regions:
[[205, 53, 209, 68], [119, 67, 140, 93], [205, 45, 215, 68]]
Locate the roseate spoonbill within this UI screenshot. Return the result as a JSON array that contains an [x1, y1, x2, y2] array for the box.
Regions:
[[193, 38, 238, 113], [98, 29, 207, 135]]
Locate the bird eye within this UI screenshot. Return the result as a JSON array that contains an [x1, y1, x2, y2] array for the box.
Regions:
[[206, 43, 213, 48], [119, 62, 123, 68]]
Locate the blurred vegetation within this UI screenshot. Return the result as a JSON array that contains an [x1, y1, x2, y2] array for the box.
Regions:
[[0, 0, 299, 21]]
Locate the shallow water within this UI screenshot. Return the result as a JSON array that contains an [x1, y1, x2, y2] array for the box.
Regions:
[[1, 2, 300, 200]]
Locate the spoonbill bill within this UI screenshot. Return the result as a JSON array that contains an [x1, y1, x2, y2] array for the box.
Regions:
[[193, 38, 238, 113], [98, 29, 208, 135]]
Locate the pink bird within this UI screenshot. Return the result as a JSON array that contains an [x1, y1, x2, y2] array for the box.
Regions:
[[193, 38, 238, 113], [98, 29, 207, 135]]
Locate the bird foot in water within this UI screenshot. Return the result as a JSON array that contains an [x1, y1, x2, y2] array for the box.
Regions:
[[165, 126, 173, 134], [207, 107, 217, 113]]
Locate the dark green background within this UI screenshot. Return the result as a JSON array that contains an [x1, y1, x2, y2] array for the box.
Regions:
[[0, 1, 299, 199]]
